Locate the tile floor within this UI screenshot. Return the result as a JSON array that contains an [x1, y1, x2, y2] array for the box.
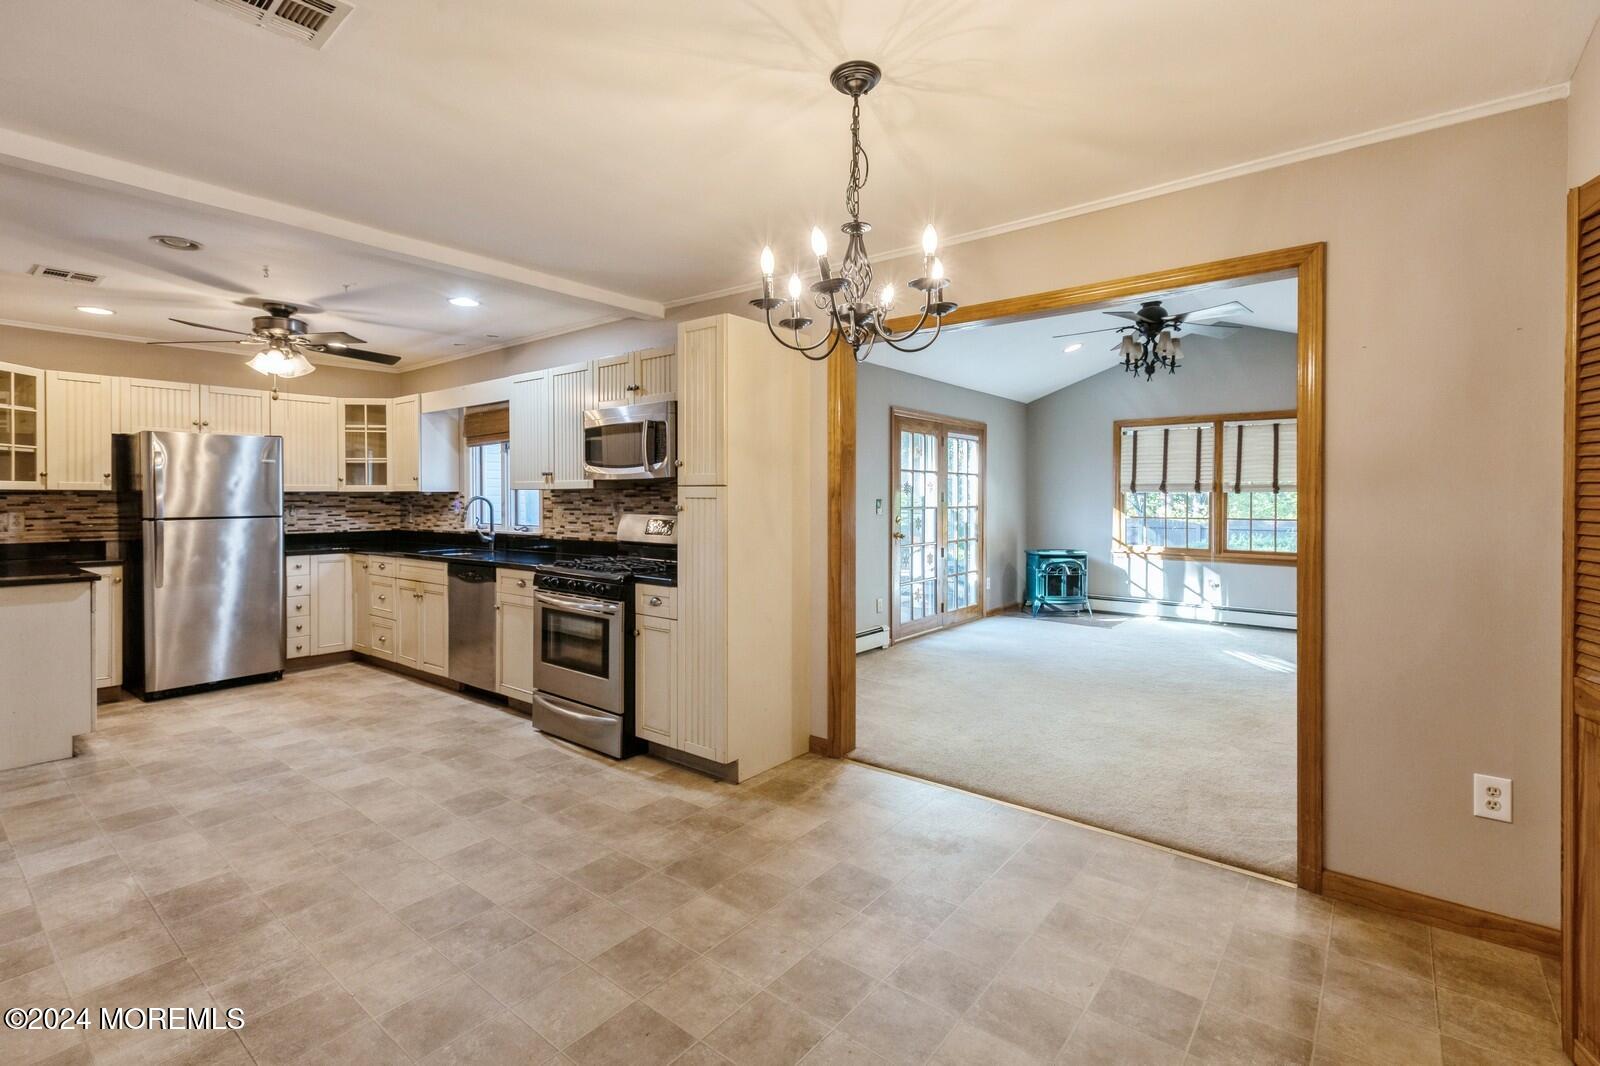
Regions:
[[0, 662, 1569, 1065]]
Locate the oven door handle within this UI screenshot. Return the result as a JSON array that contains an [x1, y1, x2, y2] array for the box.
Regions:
[[535, 591, 621, 615]]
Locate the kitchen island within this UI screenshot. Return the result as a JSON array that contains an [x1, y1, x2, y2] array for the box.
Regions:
[[0, 559, 98, 770]]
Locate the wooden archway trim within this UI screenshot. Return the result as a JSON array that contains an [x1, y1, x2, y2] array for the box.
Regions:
[[827, 242, 1328, 891]]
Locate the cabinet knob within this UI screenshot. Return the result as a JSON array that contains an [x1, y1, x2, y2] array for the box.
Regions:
[[648, 596, 663, 606], [516, 579, 527, 588], [634, 628, 641, 637], [103, 472, 111, 479], [202, 421, 210, 428], [379, 594, 386, 601], [378, 635, 387, 644], [673, 459, 683, 468], [675, 504, 684, 513]]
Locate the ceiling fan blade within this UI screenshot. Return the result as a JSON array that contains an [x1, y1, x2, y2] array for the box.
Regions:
[[1051, 326, 1125, 339], [1102, 310, 1142, 322], [1172, 301, 1250, 324], [298, 330, 367, 346], [168, 317, 254, 336], [302, 343, 402, 366], [1181, 324, 1239, 338]]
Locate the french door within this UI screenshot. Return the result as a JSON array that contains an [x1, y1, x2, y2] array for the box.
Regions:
[[890, 410, 985, 641]]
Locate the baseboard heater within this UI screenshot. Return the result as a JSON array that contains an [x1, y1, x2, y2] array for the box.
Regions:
[[1087, 596, 1297, 631], [856, 626, 890, 653]]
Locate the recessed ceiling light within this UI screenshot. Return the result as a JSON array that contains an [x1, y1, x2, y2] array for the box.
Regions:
[[76, 305, 114, 316], [448, 296, 480, 308], [1062, 342, 1083, 353], [149, 234, 203, 251]]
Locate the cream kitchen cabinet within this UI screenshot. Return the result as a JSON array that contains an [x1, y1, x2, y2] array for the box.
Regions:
[[389, 395, 460, 493], [200, 385, 271, 435], [675, 319, 726, 485], [509, 361, 591, 490], [395, 576, 448, 676], [547, 361, 592, 489], [270, 392, 339, 491], [509, 370, 551, 490], [0, 361, 44, 489], [338, 398, 391, 491], [83, 563, 123, 690], [495, 569, 536, 702], [591, 348, 674, 406], [351, 555, 371, 653], [117, 378, 201, 433], [44, 370, 113, 491], [285, 553, 351, 658], [634, 591, 676, 747], [312, 554, 352, 653], [666, 314, 810, 781]]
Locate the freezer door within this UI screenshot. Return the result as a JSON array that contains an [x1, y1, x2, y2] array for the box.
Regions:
[[144, 516, 284, 693], [141, 431, 282, 520]]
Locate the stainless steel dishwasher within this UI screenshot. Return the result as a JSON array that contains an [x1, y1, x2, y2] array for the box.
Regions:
[[447, 562, 497, 692]]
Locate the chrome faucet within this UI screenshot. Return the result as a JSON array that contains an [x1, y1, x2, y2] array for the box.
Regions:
[[464, 495, 495, 545]]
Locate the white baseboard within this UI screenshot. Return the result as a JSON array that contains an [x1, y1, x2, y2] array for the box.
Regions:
[[855, 627, 890, 653], [1087, 597, 1297, 631]]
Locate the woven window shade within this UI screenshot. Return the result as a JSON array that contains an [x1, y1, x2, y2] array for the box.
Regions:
[[463, 405, 510, 446], [1119, 422, 1214, 493], [1222, 418, 1297, 493]]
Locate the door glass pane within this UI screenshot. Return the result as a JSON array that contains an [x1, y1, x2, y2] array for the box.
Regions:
[[345, 431, 367, 460], [345, 461, 369, 487], [365, 404, 385, 427], [13, 373, 34, 409], [0, 372, 10, 406], [14, 450, 34, 482], [0, 448, 11, 480]]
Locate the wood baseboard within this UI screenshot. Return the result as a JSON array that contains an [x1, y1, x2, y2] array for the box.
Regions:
[[984, 602, 1021, 617], [809, 735, 829, 756], [1321, 870, 1560, 957]]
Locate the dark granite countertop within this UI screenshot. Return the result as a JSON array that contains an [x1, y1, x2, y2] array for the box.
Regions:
[[0, 542, 122, 588], [285, 531, 676, 586], [0, 558, 103, 588]]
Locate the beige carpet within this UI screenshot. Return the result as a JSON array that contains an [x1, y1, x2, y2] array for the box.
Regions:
[[855, 614, 1297, 878]]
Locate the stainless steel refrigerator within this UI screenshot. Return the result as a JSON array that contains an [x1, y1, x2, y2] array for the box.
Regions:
[[120, 431, 284, 698]]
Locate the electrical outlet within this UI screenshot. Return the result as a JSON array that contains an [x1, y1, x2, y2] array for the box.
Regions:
[[1473, 774, 1512, 823], [985, 577, 991, 591], [874, 597, 884, 615], [875, 498, 884, 516]]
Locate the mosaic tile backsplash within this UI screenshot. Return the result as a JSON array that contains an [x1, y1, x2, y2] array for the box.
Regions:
[[0, 479, 678, 544]]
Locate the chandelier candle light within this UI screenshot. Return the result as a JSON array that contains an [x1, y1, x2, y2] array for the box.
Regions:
[[752, 61, 956, 362]]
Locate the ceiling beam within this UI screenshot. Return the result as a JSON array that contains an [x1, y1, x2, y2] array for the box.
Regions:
[[0, 125, 665, 321]]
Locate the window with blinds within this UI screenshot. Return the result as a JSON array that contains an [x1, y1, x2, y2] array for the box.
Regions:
[[1113, 412, 1297, 560], [463, 403, 540, 530]]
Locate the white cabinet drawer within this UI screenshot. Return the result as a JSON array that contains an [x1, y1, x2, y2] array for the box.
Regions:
[[496, 570, 536, 599], [286, 574, 312, 597], [369, 576, 397, 617], [635, 584, 676, 620], [286, 616, 312, 641], [286, 595, 311, 618], [287, 556, 309, 576], [368, 618, 395, 660], [368, 557, 396, 577], [286, 635, 312, 659], [398, 560, 447, 583]]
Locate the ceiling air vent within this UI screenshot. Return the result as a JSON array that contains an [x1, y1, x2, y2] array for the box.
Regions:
[[195, 0, 352, 49], [28, 265, 102, 285]]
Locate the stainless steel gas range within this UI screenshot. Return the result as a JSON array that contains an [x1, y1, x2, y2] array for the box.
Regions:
[[529, 513, 677, 758]]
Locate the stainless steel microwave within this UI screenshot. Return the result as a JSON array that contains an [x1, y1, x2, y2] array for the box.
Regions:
[[582, 400, 676, 480]]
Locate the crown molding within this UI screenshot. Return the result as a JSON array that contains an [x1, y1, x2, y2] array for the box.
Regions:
[[665, 82, 1571, 309]]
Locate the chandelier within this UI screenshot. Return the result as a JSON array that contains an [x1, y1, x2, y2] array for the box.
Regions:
[[752, 61, 955, 362], [1118, 328, 1184, 380]]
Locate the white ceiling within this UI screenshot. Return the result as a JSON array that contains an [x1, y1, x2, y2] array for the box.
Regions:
[[0, 163, 620, 369], [868, 276, 1298, 403], [0, 1, 1593, 345]]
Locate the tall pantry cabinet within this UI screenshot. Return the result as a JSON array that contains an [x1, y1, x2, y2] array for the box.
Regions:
[[669, 314, 812, 782]]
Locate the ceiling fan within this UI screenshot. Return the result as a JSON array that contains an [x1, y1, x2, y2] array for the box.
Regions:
[[1055, 299, 1251, 380], [147, 300, 401, 379]]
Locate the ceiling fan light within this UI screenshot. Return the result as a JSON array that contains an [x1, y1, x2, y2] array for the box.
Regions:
[[279, 351, 317, 378], [246, 347, 292, 376], [1119, 335, 1139, 361]]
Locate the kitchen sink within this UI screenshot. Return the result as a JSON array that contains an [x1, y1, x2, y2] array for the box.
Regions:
[[417, 548, 498, 559]]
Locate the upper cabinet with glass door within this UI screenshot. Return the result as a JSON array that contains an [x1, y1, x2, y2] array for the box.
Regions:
[[339, 399, 390, 491], [0, 362, 44, 489]]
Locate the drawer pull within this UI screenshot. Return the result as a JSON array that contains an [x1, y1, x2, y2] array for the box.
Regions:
[[648, 596, 663, 607], [516, 579, 527, 588], [378, 634, 387, 644]]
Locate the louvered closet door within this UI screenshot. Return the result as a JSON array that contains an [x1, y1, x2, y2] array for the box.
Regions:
[[1566, 176, 1600, 1064]]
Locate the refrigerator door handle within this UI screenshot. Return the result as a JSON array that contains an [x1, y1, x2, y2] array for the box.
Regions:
[[151, 437, 167, 521], [151, 521, 164, 590]]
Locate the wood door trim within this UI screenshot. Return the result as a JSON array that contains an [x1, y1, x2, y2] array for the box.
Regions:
[[1323, 870, 1560, 957], [887, 408, 989, 644], [829, 242, 1327, 893]]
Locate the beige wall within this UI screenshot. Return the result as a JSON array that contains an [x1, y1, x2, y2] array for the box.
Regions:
[[685, 103, 1569, 925], [0, 324, 407, 398], [1573, 22, 1600, 186], [398, 318, 676, 395]]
